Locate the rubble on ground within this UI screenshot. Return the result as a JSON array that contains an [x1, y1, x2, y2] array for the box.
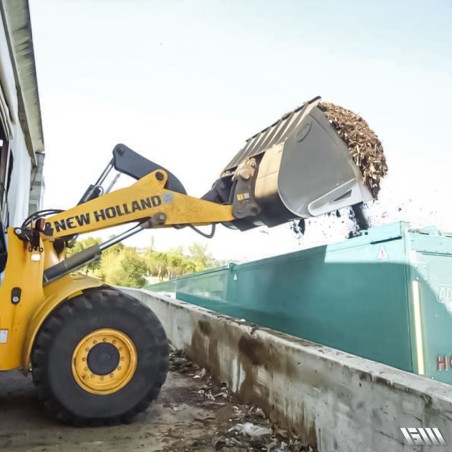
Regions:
[[0, 349, 317, 451], [169, 349, 316, 452]]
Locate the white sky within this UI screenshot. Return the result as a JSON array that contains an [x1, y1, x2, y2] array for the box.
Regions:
[[29, 0, 452, 261]]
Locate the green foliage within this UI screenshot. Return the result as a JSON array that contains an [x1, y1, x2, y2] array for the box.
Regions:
[[104, 247, 148, 288], [143, 244, 211, 280], [65, 237, 102, 276], [187, 243, 213, 271], [66, 238, 222, 288]]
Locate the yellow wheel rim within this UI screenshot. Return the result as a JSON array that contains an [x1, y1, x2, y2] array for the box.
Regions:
[[72, 328, 137, 395]]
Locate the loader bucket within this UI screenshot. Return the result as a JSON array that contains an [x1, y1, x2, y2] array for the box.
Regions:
[[203, 97, 384, 231]]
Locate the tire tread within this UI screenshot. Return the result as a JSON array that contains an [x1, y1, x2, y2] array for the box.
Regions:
[[31, 286, 169, 426]]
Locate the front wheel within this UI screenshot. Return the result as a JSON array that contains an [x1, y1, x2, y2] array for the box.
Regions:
[[31, 287, 169, 426]]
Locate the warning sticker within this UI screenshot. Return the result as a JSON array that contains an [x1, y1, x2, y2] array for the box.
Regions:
[[0, 330, 8, 344], [236, 193, 250, 201], [378, 247, 388, 260]]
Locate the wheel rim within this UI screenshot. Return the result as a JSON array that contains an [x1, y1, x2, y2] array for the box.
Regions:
[[72, 328, 137, 395]]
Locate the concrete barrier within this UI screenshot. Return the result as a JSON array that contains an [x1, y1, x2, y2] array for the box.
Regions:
[[125, 288, 452, 452]]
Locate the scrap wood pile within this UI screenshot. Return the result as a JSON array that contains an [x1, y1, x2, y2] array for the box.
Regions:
[[318, 102, 388, 198]]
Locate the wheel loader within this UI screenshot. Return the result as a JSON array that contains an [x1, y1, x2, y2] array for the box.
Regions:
[[0, 97, 385, 425]]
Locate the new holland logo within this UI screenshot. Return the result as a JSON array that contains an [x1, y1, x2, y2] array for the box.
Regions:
[[44, 195, 163, 236]]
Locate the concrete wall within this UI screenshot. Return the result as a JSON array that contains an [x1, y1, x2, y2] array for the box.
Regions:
[[126, 288, 452, 452]]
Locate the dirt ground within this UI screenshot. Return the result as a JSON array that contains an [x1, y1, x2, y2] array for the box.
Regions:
[[0, 351, 313, 452]]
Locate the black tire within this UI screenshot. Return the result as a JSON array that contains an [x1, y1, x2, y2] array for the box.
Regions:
[[31, 287, 169, 426]]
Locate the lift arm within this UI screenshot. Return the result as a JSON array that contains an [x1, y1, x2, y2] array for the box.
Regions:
[[41, 169, 233, 240]]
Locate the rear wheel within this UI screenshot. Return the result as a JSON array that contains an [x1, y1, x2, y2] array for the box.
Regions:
[[31, 287, 168, 426]]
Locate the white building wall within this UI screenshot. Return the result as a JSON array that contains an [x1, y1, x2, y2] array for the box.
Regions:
[[29, 152, 44, 216], [0, 4, 35, 226], [7, 131, 32, 226], [0, 9, 18, 136]]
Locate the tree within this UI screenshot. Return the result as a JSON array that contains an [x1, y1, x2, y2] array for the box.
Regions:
[[188, 243, 213, 271], [65, 237, 102, 276], [66, 236, 222, 287], [145, 250, 169, 281], [102, 247, 148, 288]]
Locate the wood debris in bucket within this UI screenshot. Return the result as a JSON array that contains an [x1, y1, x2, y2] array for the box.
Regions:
[[318, 102, 388, 198]]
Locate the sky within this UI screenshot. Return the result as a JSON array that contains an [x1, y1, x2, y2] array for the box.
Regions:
[[29, 0, 452, 261]]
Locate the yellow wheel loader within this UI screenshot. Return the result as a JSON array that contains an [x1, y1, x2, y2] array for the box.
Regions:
[[0, 97, 385, 425]]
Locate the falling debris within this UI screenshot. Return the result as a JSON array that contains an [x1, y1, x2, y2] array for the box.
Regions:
[[318, 102, 388, 198]]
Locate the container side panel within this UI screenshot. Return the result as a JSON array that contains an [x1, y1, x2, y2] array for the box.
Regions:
[[414, 252, 452, 384], [159, 236, 414, 373]]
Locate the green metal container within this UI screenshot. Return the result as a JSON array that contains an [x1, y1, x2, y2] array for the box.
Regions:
[[147, 222, 452, 384]]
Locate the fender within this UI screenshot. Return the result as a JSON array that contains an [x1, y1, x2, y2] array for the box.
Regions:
[[21, 274, 104, 371]]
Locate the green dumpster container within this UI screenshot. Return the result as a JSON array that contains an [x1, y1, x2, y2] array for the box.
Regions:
[[147, 221, 452, 384]]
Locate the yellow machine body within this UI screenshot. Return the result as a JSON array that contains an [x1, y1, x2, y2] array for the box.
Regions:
[[0, 97, 381, 425], [0, 168, 233, 372]]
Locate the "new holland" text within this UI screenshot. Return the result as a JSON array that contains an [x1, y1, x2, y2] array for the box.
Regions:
[[47, 196, 162, 234]]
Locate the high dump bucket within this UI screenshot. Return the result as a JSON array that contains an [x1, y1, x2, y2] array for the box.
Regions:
[[203, 97, 386, 230]]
